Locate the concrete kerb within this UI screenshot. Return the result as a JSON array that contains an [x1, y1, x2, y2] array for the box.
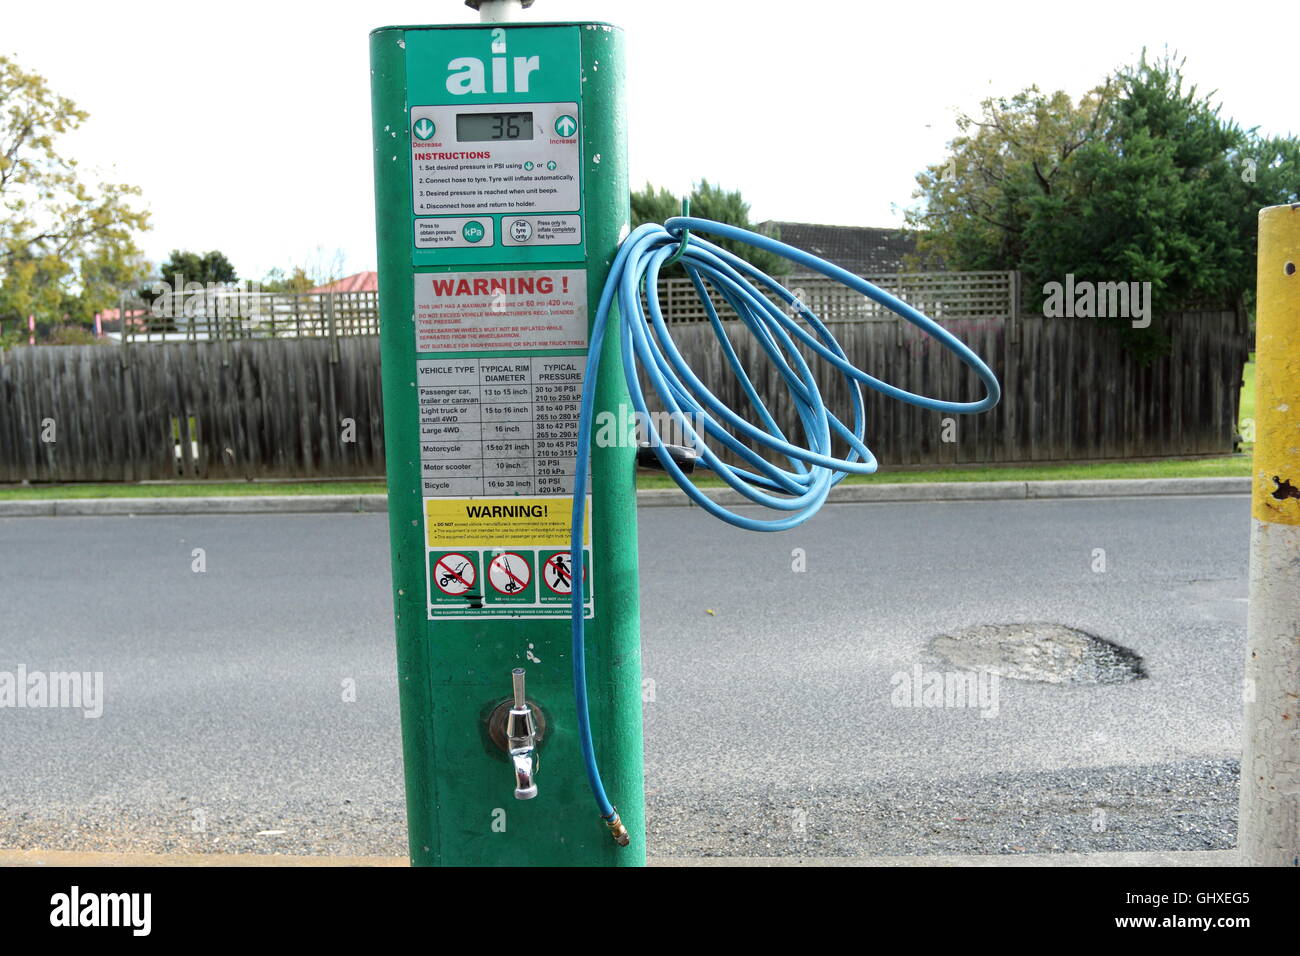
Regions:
[[0, 477, 1250, 518]]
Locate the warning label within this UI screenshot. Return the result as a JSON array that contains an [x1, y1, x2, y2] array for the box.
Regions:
[[424, 495, 593, 620], [414, 269, 587, 353], [425, 496, 589, 549]]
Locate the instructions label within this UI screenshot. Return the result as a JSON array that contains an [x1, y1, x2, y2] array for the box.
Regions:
[[414, 269, 587, 353], [410, 101, 580, 218]]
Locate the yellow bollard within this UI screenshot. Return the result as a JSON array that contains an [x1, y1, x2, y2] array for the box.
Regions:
[[1238, 203, 1300, 866]]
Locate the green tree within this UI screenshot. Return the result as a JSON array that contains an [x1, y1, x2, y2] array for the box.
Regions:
[[631, 179, 789, 276], [260, 266, 316, 294], [0, 55, 150, 335], [155, 249, 238, 287], [259, 248, 349, 293], [906, 84, 1111, 273], [908, 52, 1300, 361]]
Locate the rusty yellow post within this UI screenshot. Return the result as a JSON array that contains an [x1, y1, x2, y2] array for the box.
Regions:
[[1238, 203, 1300, 866]]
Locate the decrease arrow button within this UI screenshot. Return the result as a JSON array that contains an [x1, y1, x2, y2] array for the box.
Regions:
[[413, 118, 436, 141]]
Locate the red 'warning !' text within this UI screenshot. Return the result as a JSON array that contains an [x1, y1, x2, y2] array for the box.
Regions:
[[430, 275, 567, 297], [414, 269, 588, 354]]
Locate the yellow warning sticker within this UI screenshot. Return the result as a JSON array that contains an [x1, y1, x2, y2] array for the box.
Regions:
[[425, 495, 590, 549]]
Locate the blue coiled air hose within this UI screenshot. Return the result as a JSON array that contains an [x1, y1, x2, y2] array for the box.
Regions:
[[569, 217, 1001, 840]]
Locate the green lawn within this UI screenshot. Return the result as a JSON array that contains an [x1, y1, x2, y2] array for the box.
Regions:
[[1240, 351, 1256, 439], [0, 480, 388, 501], [635, 455, 1251, 488], [0, 455, 1251, 501]]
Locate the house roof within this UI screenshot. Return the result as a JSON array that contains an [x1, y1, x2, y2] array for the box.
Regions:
[[310, 271, 378, 294], [758, 221, 927, 276], [93, 307, 148, 323]]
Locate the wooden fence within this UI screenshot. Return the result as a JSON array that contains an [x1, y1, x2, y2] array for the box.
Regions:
[[654, 270, 1019, 324], [0, 337, 383, 482], [647, 308, 1247, 467], [0, 306, 1246, 483], [116, 289, 380, 344]]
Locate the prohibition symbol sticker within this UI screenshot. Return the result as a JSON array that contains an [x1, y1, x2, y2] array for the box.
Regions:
[[433, 552, 476, 596], [488, 552, 531, 595], [543, 552, 580, 595]]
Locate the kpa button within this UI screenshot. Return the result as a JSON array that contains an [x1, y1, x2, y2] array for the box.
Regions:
[[415, 216, 496, 249]]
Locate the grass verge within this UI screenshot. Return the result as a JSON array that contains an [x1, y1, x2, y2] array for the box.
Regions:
[[0, 455, 1252, 501]]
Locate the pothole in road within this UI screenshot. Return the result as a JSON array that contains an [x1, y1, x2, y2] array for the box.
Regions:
[[929, 623, 1147, 685]]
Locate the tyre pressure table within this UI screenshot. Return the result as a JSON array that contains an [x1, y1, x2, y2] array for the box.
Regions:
[[417, 355, 587, 497]]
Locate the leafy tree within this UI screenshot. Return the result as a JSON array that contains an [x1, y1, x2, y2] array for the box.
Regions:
[[46, 324, 102, 345], [155, 249, 238, 287], [630, 183, 681, 229], [906, 85, 1111, 273], [260, 266, 316, 294], [908, 52, 1300, 361], [631, 179, 789, 276], [0, 56, 150, 332], [260, 248, 349, 293]]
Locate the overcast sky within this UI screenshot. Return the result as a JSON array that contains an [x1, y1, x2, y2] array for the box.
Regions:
[[3, 0, 1288, 281]]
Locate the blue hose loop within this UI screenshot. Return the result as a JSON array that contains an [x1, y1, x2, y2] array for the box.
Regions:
[[662, 197, 691, 267], [570, 217, 1001, 827]]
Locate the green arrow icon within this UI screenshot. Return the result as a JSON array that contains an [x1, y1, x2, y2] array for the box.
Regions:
[[413, 118, 436, 140], [554, 114, 577, 137]]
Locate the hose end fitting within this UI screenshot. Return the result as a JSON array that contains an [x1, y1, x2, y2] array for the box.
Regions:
[[603, 809, 630, 847]]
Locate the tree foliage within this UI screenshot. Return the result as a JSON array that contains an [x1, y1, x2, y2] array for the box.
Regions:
[[260, 266, 317, 294], [155, 249, 238, 287], [631, 179, 789, 276], [908, 52, 1300, 360], [0, 55, 149, 333]]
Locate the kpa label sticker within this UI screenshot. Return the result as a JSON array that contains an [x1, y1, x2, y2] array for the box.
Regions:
[[424, 496, 592, 619]]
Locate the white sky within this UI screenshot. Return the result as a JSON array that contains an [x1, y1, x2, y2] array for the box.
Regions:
[[2, 0, 1289, 280]]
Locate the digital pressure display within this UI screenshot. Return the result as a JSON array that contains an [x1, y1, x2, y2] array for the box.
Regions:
[[456, 111, 534, 142]]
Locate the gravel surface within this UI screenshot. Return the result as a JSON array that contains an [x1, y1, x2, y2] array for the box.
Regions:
[[646, 760, 1240, 858]]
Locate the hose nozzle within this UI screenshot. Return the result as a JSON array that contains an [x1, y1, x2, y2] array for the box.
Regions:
[[603, 809, 630, 847]]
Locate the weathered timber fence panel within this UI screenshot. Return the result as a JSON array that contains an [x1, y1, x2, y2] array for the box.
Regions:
[[119, 290, 380, 343], [0, 309, 1245, 483], [0, 337, 384, 482], [635, 309, 1246, 468], [652, 271, 1018, 325]]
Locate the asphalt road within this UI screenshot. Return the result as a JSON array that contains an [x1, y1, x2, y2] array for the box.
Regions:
[[0, 495, 1249, 858]]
